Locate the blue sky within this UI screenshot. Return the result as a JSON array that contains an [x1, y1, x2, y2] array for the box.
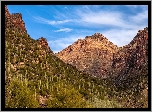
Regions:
[[7, 5, 148, 53]]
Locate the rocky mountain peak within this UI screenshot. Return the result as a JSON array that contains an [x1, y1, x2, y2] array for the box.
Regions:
[[56, 33, 120, 78], [5, 5, 27, 33], [37, 37, 54, 54], [85, 33, 108, 42]]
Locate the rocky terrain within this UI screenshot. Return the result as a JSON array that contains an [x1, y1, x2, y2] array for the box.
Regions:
[[56, 28, 148, 80], [5, 5, 27, 33], [111, 28, 148, 87], [56, 33, 120, 78], [4, 5, 148, 108]]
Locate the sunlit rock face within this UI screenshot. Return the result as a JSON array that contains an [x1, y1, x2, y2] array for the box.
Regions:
[[56, 28, 148, 80], [5, 5, 27, 33]]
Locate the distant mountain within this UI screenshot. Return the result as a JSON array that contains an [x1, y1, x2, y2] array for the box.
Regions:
[[56, 33, 119, 78], [56, 28, 148, 80], [56, 26, 148, 108], [5, 5, 148, 108]]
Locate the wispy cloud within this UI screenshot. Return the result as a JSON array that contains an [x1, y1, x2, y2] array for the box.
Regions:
[[129, 10, 148, 24], [48, 35, 85, 53], [34, 16, 72, 25], [24, 5, 148, 53], [77, 10, 126, 28], [53, 28, 73, 32], [102, 29, 137, 46], [101, 25, 147, 47]]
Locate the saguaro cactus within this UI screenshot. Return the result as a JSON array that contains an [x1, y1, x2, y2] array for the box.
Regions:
[[46, 78, 49, 90], [7, 49, 11, 78]]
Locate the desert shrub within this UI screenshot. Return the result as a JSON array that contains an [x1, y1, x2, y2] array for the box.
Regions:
[[46, 81, 92, 108], [5, 78, 39, 108], [87, 95, 122, 108]]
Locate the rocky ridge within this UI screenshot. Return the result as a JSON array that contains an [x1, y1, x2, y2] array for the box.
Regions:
[[5, 5, 52, 54], [56, 29, 148, 79], [5, 5, 27, 33]]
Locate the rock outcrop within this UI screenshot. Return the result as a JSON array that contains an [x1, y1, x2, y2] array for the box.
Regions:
[[37, 37, 54, 54], [11, 13, 26, 33], [5, 5, 27, 33]]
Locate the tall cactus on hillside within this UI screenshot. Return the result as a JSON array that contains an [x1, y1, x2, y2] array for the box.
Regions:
[[7, 49, 11, 78], [46, 78, 49, 90]]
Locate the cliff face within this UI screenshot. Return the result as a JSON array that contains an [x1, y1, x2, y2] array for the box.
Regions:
[[5, 5, 27, 33], [11, 13, 27, 33], [5, 5, 11, 17], [112, 27, 148, 74], [56, 28, 148, 80]]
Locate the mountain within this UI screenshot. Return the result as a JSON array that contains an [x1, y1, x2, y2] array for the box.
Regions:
[[110, 28, 148, 88], [56, 33, 120, 78], [56, 29, 148, 80], [5, 5, 148, 108], [56, 26, 148, 108]]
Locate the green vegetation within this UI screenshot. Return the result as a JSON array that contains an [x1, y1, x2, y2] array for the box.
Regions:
[[5, 19, 148, 108], [5, 77, 39, 108]]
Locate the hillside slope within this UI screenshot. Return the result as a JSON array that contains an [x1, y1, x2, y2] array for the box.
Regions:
[[5, 5, 121, 108]]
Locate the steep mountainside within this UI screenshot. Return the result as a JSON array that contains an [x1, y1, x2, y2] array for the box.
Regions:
[[111, 28, 148, 87], [5, 5, 148, 108], [56, 33, 120, 78]]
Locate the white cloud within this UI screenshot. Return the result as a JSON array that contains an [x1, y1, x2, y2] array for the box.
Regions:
[[129, 10, 148, 24], [101, 25, 147, 47], [34, 16, 72, 25], [53, 28, 72, 32], [48, 35, 85, 53], [76, 10, 132, 29], [64, 7, 69, 10], [74, 6, 148, 30]]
